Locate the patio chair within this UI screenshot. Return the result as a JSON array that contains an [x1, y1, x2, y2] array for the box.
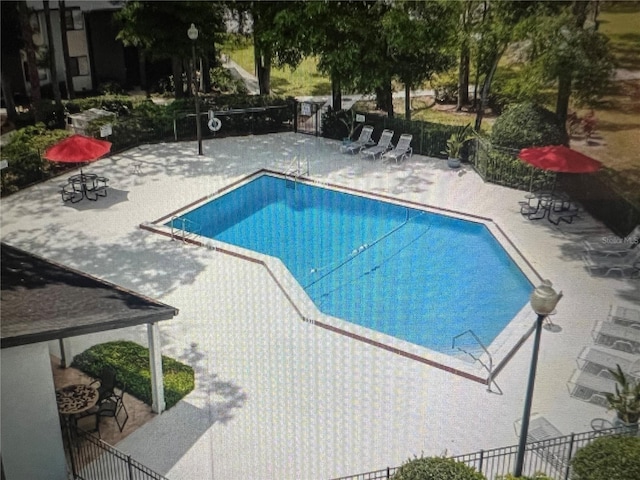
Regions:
[[361, 129, 394, 160], [592, 321, 640, 354], [577, 346, 640, 379], [60, 183, 82, 203], [90, 366, 117, 404], [341, 125, 374, 154], [382, 133, 413, 163], [567, 369, 615, 407], [609, 305, 640, 328], [97, 384, 129, 432], [582, 250, 640, 278]]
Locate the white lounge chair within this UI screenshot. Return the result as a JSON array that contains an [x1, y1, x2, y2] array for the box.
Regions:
[[567, 369, 615, 407], [609, 305, 640, 328], [341, 125, 374, 154], [582, 250, 640, 278], [513, 415, 569, 474], [382, 133, 413, 163], [361, 129, 394, 160], [583, 225, 640, 257], [592, 321, 640, 354], [577, 346, 640, 379]]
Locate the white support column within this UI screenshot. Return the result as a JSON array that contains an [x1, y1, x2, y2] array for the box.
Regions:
[[147, 322, 166, 413]]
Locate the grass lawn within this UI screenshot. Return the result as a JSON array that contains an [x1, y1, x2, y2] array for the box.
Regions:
[[599, 4, 640, 71], [221, 39, 330, 97]]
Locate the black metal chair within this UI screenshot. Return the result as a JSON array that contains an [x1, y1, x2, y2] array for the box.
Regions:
[[90, 366, 117, 404], [97, 385, 129, 432]]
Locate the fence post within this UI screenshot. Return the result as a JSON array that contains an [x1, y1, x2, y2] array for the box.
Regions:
[[478, 449, 484, 474], [127, 455, 134, 480], [563, 433, 575, 480], [66, 422, 79, 478], [293, 100, 298, 134], [387, 466, 390, 479]]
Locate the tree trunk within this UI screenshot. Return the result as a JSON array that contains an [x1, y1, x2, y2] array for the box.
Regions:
[[138, 48, 148, 96], [555, 72, 572, 128], [18, 1, 42, 121], [202, 53, 212, 94], [474, 47, 503, 131], [375, 80, 393, 117], [172, 55, 184, 99], [404, 83, 411, 120], [43, 0, 62, 108], [1, 72, 18, 122], [59, 0, 75, 99], [331, 75, 342, 111], [255, 45, 271, 95], [457, 40, 470, 111]]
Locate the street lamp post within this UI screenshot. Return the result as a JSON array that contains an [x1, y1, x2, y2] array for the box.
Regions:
[[187, 23, 203, 156], [514, 280, 563, 477]]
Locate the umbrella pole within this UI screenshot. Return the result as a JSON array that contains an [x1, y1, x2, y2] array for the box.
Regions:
[[529, 166, 535, 192]]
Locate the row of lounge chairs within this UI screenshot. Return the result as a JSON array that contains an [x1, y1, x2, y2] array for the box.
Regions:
[[567, 305, 640, 407], [581, 225, 640, 278], [342, 126, 413, 163]]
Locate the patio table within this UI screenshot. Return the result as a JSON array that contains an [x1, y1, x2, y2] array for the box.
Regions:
[[56, 384, 99, 416], [67, 173, 108, 202]]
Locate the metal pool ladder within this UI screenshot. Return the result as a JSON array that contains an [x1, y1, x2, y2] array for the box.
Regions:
[[169, 216, 201, 243], [284, 156, 309, 189], [452, 329, 502, 394]]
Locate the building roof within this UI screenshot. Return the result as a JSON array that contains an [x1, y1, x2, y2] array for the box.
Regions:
[[1, 243, 178, 349]]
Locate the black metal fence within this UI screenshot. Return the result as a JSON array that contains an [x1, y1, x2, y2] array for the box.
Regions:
[[468, 137, 557, 192], [66, 427, 168, 480], [330, 425, 635, 480]]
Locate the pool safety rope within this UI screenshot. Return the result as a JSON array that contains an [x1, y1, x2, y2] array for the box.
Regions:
[[304, 209, 426, 290], [312, 216, 432, 306]]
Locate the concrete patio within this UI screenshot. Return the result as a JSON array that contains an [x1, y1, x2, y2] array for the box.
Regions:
[[1, 132, 637, 479]]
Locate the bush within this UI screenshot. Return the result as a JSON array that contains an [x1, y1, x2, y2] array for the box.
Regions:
[[491, 102, 568, 150], [71, 341, 195, 410], [431, 71, 458, 104], [392, 457, 486, 480], [571, 435, 640, 480], [0, 124, 71, 194], [321, 107, 351, 140]]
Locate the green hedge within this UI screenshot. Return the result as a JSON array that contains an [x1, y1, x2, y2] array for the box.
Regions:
[[391, 457, 486, 480], [71, 341, 195, 410], [571, 435, 640, 480]]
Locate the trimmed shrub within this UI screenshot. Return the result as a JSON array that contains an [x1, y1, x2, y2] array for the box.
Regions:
[[496, 474, 553, 480], [391, 457, 486, 480], [491, 102, 568, 150], [71, 341, 195, 410], [571, 435, 640, 480]]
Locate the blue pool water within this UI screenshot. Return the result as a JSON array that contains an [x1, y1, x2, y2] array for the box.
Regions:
[[169, 175, 532, 353]]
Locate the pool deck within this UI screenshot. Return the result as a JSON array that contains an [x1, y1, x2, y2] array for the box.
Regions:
[[1, 133, 638, 479]]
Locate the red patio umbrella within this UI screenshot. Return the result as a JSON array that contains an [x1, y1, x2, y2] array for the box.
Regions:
[[518, 145, 602, 173], [44, 134, 112, 173], [519, 144, 602, 193]]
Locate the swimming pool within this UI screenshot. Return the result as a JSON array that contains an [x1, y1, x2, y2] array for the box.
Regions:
[[163, 174, 533, 355]]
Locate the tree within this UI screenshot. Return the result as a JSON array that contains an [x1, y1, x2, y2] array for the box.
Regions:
[[1, 1, 22, 121], [383, 0, 457, 119], [471, 1, 540, 131], [59, 1, 75, 99], [18, 1, 42, 121], [523, 2, 615, 126], [43, 0, 62, 109], [115, 1, 226, 99]]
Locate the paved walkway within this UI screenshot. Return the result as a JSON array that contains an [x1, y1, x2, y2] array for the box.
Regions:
[[1, 133, 637, 479]]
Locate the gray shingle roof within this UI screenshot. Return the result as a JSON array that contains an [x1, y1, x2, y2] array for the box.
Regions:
[[1, 243, 178, 348]]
